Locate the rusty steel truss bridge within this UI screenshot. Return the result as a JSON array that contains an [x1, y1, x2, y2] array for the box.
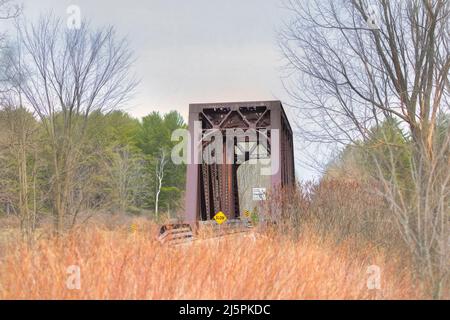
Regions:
[[159, 101, 295, 245]]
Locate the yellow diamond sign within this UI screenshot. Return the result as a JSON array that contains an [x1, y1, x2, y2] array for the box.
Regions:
[[213, 211, 227, 225], [244, 209, 251, 218]]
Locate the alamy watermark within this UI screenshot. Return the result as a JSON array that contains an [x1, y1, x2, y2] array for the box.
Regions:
[[366, 5, 381, 30], [67, 5, 82, 30], [170, 121, 280, 176], [366, 265, 381, 290], [66, 265, 81, 290]]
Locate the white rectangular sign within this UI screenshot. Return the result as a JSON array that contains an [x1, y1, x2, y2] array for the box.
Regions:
[[252, 188, 266, 201]]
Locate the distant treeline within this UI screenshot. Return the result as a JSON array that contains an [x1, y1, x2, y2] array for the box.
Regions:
[[0, 108, 186, 224]]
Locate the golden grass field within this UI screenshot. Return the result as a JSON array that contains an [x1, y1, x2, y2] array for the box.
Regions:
[[0, 221, 426, 300]]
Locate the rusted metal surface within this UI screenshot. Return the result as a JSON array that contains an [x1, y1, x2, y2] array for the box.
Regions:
[[197, 219, 252, 239], [158, 223, 194, 246], [185, 101, 295, 227], [158, 220, 252, 246]]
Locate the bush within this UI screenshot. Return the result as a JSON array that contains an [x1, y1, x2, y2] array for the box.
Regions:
[[262, 180, 402, 251]]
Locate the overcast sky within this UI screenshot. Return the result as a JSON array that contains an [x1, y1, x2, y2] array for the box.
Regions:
[[16, 0, 319, 180]]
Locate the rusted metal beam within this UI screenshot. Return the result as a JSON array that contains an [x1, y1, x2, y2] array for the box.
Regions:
[[185, 100, 295, 227]]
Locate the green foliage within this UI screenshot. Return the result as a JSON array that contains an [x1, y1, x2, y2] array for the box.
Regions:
[[137, 111, 186, 213], [137, 111, 185, 155], [361, 117, 412, 186], [0, 108, 187, 218], [328, 117, 412, 188], [329, 115, 449, 185], [159, 186, 183, 214], [87, 110, 141, 149]]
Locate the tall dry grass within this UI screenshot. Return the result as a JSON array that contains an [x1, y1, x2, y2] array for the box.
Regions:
[[0, 221, 425, 300], [265, 180, 409, 250], [262, 179, 448, 298]]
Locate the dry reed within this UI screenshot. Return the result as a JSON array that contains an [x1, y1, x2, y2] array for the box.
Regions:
[[0, 222, 425, 299]]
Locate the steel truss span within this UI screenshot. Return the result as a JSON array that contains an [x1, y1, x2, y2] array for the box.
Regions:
[[185, 101, 295, 228]]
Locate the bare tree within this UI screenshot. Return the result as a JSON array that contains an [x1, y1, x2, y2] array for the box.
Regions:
[[280, 0, 449, 154], [0, 1, 36, 242], [0, 0, 21, 83], [0, 95, 38, 242], [154, 148, 168, 219], [0, 0, 20, 33], [7, 15, 137, 233], [373, 122, 449, 298], [280, 0, 449, 297], [0, 0, 19, 17], [105, 146, 149, 214]]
